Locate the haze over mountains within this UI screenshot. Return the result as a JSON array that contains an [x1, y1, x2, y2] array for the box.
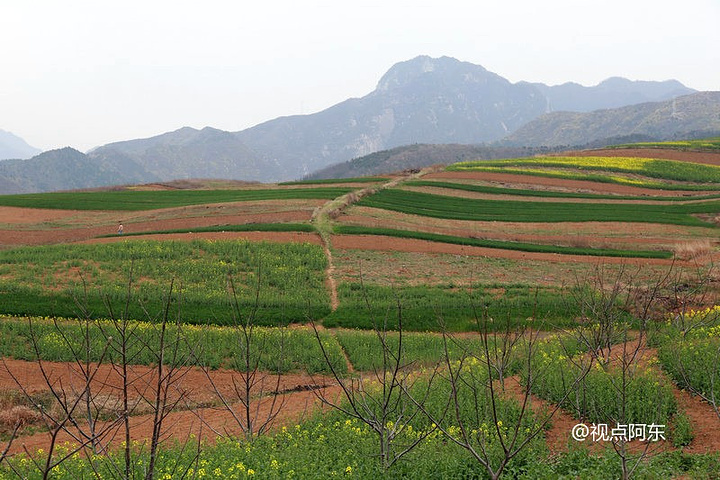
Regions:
[[505, 91, 720, 147], [1, 55, 716, 193], [0, 130, 41, 161]]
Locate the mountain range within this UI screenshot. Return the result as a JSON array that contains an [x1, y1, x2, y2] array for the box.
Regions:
[[1, 55, 714, 193]]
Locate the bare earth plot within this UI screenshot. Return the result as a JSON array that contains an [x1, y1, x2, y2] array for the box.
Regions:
[[0, 199, 324, 247], [1, 358, 339, 455]]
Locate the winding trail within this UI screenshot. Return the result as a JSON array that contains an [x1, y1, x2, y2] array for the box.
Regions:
[[310, 168, 437, 312]]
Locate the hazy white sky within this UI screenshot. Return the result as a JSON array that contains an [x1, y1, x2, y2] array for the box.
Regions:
[[2, 0, 719, 152]]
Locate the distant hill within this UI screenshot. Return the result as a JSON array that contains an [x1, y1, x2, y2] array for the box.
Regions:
[[528, 77, 694, 113], [305, 144, 558, 180], [0, 130, 41, 160], [88, 127, 275, 182], [502, 92, 720, 148], [0, 147, 154, 194]]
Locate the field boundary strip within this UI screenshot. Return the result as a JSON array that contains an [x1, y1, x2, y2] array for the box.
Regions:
[[333, 225, 673, 259]]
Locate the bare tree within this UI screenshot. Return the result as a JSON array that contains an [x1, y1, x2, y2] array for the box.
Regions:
[[666, 262, 718, 336], [311, 288, 443, 470], [568, 263, 634, 366], [197, 269, 289, 441], [609, 330, 654, 480], [2, 314, 119, 480], [408, 308, 590, 480], [136, 280, 197, 480], [96, 270, 147, 480], [567, 263, 678, 480], [96, 275, 202, 480], [0, 383, 23, 471], [0, 426, 18, 468], [1, 270, 203, 480]]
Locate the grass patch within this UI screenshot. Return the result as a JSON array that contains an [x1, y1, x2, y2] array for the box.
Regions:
[[0, 187, 353, 211], [334, 225, 673, 259], [356, 189, 719, 227]]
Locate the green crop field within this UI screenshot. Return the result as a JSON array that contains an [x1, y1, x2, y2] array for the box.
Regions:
[[0, 239, 330, 325], [0, 187, 353, 211], [356, 189, 720, 227], [97, 222, 317, 238], [323, 282, 580, 331]]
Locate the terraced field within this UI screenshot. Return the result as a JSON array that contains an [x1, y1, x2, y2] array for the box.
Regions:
[[333, 150, 719, 265], [2, 145, 720, 478], [0, 149, 717, 327]]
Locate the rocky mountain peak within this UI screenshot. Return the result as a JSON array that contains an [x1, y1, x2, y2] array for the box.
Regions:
[[375, 55, 494, 92]]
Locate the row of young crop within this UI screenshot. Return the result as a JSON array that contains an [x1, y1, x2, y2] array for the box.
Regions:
[[356, 188, 719, 227], [653, 306, 720, 422], [0, 186, 353, 211], [407, 180, 720, 201], [0, 315, 346, 374], [323, 282, 586, 332]]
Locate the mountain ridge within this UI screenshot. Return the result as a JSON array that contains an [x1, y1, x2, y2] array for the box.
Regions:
[[0, 147, 154, 194], [0, 56, 707, 193], [503, 91, 720, 147]]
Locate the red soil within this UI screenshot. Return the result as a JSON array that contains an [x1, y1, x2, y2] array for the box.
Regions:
[[0, 207, 80, 225], [339, 213, 685, 250], [80, 231, 323, 246], [330, 234, 686, 266], [0, 207, 320, 247], [502, 339, 720, 455], [1, 358, 339, 455], [2, 160, 720, 457]]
